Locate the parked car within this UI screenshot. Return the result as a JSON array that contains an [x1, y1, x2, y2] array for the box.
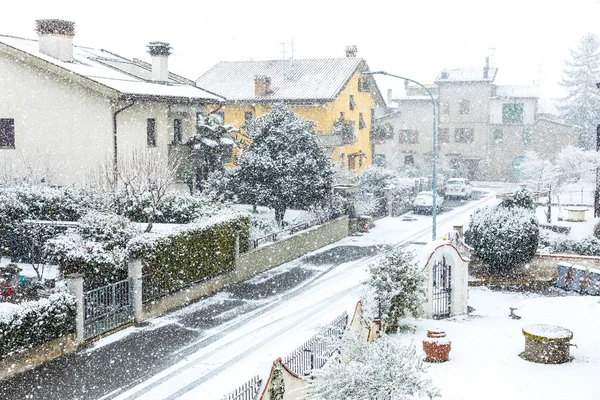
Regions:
[[445, 178, 473, 199], [413, 191, 444, 214]]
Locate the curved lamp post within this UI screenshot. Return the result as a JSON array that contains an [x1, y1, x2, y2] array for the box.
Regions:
[[367, 71, 438, 241]]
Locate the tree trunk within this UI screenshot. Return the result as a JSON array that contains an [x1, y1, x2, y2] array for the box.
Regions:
[[274, 206, 286, 228]]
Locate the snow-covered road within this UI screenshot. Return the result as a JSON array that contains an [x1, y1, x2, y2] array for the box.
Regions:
[[107, 192, 497, 400]]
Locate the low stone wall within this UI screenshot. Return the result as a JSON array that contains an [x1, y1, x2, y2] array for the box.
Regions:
[[143, 215, 349, 320], [0, 333, 78, 381], [526, 253, 600, 279], [235, 215, 349, 281]]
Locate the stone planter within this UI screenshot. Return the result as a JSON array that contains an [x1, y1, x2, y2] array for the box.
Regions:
[[423, 329, 451, 362], [521, 324, 573, 364]]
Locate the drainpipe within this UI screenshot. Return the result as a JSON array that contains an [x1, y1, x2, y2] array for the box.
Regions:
[[113, 100, 135, 181]]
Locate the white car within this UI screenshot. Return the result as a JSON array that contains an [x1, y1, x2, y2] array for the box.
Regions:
[[413, 191, 444, 214], [445, 178, 473, 199]]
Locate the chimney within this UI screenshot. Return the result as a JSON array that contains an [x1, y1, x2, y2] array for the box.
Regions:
[[483, 56, 490, 79], [147, 42, 171, 82], [345, 45, 358, 58], [254, 75, 272, 96], [35, 19, 75, 62], [387, 89, 393, 104]]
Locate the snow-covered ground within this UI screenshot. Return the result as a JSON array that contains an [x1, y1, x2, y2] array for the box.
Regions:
[[399, 286, 600, 400]]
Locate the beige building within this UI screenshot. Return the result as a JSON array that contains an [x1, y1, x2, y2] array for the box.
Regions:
[[375, 62, 576, 181], [0, 20, 222, 186]]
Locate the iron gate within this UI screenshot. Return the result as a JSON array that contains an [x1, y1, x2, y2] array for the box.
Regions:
[[84, 279, 133, 340], [432, 256, 451, 319]]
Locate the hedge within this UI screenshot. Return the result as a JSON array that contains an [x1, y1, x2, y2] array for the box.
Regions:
[[0, 291, 76, 358], [128, 211, 250, 295]]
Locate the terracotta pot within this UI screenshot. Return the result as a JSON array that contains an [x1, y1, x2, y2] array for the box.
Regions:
[[423, 329, 451, 362]]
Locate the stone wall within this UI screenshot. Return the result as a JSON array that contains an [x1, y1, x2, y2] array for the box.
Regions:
[[526, 253, 600, 279]]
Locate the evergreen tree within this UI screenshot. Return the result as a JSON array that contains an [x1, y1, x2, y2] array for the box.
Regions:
[[236, 104, 334, 227], [559, 33, 600, 150], [185, 113, 237, 192]]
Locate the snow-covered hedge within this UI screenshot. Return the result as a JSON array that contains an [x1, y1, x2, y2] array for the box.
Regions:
[[0, 291, 76, 358], [45, 212, 141, 289], [469, 205, 539, 274], [128, 210, 250, 295], [353, 166, 415, 217], [539, 230, 600, 256]]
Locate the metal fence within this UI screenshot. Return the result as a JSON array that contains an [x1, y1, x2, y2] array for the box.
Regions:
[[221, 375, 262, 400], [249, 215, 333, 249], [282, 311, 348, 376], [84, 279, 133, 340]]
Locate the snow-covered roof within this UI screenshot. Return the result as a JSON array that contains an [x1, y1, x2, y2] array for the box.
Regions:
[[0, 34, 222, 102], [392, 95, 439, 101], [196, 58, 381, 103], [435, 67, 498, 83], [538, 97, 561, 116], [494, 85, 538, 98]]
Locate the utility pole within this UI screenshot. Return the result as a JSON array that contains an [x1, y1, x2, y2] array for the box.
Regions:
[[595, 124, 600, 217]]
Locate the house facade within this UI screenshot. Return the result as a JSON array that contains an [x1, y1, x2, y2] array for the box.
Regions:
[[0, 20, 222, 187], [374, 62, 576, 181], [196, 47, 386, 175]]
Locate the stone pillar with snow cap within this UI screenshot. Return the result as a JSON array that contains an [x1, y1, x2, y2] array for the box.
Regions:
[[65, 274, 84, 344]]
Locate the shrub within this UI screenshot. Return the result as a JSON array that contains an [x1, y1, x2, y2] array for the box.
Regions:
[[354, 166, 415, 217], [500, 187, 535, 210], [367, 247, 425, 331], [469, 205, 539, 274], [77, 211, 139, 249], [594, 220, 600, 239], [0, 290, 76, 358], [128, 210, 250, 295]]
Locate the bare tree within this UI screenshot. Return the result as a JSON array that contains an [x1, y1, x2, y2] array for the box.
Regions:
[[94, 150, 178, 232]]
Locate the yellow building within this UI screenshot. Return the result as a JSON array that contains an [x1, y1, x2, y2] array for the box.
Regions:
[[196, 47, 386, 173]]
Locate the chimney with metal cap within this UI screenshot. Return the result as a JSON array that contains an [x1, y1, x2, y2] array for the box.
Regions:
[[147, 42, 171, 82], [35, 19, 75, 62], [345, 45, 358, 58]]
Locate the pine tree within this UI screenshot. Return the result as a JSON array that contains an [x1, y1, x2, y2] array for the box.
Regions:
[[236, 104, 334, 227], [559, 33, 600, 150]]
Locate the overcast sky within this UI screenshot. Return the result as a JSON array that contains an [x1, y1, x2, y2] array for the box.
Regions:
[[4, 0, 600, 100]]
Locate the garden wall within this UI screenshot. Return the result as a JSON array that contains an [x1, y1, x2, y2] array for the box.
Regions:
[[527, 253, 600, 279], [142, 215, 349, 320]]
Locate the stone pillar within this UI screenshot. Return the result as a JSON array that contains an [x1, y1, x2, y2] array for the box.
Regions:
[[66, 274, 84, 344], [128, 258, 144, 323], [452, 225, 463, 237], [234, 233, 240, 268], [384, 187, 393, 217]]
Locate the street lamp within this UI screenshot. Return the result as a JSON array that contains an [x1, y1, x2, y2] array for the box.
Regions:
[[367, 71, 438, 241]]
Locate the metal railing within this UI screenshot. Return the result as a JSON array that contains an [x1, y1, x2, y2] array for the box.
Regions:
[[221, 375, 262, 400], [282, 311, 348, 376], [83, 279, 133, 340], [249, 215, 333, 249]]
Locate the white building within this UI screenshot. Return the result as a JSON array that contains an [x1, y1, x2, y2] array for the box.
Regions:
[[0, 20, 222, 186]]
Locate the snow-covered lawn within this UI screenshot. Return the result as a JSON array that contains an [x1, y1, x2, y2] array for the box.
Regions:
[[398, 287, 600, 400]]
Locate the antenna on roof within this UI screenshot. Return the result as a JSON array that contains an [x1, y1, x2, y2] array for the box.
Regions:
[[487, 45, 496, 67], [280, 42, 286, 60]]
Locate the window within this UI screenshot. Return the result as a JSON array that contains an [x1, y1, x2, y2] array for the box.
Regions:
[[0, 118, 15, 148], [458, 100, 470, 115], [147, 118, 156, 147], [404, 154, 415, 167], [442, 102, 450, 115], [340, 112, 345, 120], [359, 113, 366, 129], [522, 125, 532, 145], [358, 77, 370, 92], [348, 153, 357, 170], [244, 111, 253, 125], [349, 95, 356, 111], [173, 118, 182, 144], [454, 128, 474, 143], [493, 126, 503, 144], [502, 103, 524, 124], [213, 111, 225, 124], [399, 129, 419, 144], [438, 128, 450, 143]]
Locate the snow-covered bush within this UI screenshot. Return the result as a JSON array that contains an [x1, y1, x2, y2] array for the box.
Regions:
[[45, 212, 139, 289], [308, 331, 439, 400], [594, 220, 600, 239], [250, 217, 278, 239], [469, 206, 539, 274], [354, 166, 415, 217], [354, 194, 379, 217], [128, 210, 250, 295], [0, 290, 76, 358], [367, 247, 425, 331], [500, 187, 535, 210]]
